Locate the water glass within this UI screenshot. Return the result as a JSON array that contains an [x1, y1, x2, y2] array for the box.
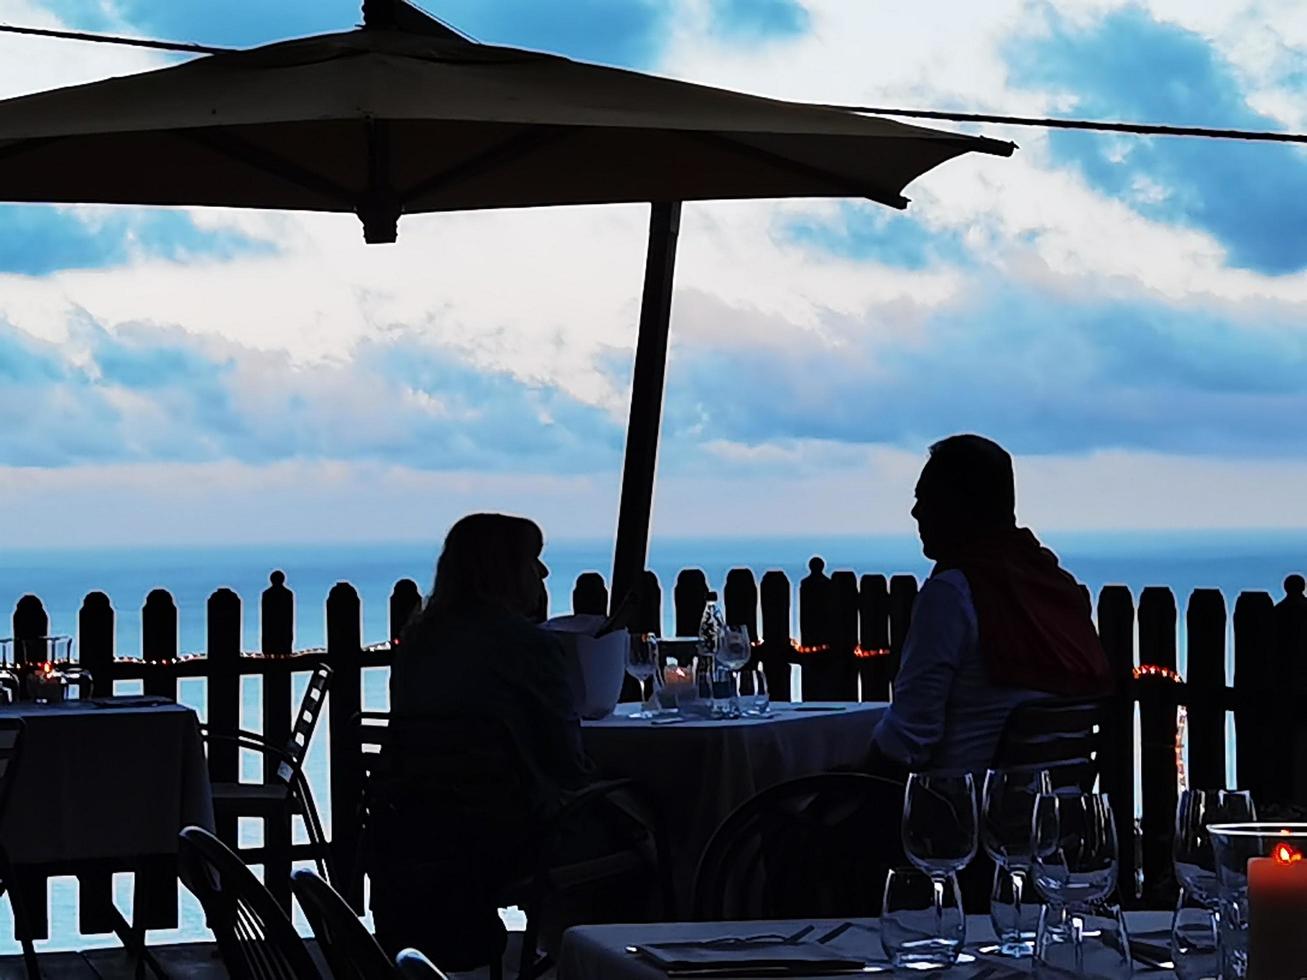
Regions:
[[991, 866, 1041, 958], [1036, 902, 1132, 980], [983, 767, 1051, 957], [1171, 895, 1219, 980], [881, 867, 965, 968], [737, 663, 769, 715]]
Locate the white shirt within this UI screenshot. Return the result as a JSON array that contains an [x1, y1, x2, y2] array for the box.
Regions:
[[871, 570, 1046, 773]]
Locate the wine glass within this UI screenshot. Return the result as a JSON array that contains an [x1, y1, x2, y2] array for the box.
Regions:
[[1174, 789, 1255, 909], [982, 767, 1051, 957], [1172, 789, 1254, 978], [625, 633, 660, 718], [715, 626, 753, 718], [902, 772, 978, 965], [737, 663, 769, 716], [882, 867, 966, 967], [1031, 791, 1125, 978]]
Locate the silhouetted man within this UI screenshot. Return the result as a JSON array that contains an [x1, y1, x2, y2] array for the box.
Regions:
[[869, 434, 1109, 773]]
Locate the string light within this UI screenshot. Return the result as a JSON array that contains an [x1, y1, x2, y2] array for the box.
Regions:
[[1133, 663, 1187, 790]]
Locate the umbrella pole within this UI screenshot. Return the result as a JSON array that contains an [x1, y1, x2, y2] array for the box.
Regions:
[[611, 201, 683, 614]]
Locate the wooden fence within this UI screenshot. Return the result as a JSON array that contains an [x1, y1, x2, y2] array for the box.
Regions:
[[7, 562, 1307, 938]]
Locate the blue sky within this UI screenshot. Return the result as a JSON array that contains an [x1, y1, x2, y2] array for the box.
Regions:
[[2, 0, 1307, 546]]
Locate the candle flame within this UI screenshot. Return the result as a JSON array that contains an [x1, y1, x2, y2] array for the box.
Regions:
[[1273, 842, 1302, 865]]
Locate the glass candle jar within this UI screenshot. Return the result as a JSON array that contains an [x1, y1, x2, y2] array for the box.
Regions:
[[1209, 823, 1307, 980]]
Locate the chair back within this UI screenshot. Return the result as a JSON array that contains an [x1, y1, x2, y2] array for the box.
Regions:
[[394, 950, 449, 980], [178, 826, 320, 980], [693, 772, 905, 921], [291, 869, 395, 980], [993, 697, 1105, 790], [0, 719, 23, 817], [276, 664, 332, 784]]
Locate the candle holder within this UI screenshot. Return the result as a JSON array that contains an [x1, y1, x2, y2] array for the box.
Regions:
[[1209, 823, 1307, 980]]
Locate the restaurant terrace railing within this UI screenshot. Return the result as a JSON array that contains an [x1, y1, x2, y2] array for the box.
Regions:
[[7, 561, 1307, 940]]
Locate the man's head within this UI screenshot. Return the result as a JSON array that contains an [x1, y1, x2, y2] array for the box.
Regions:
[[911, 434, 1017, 559]]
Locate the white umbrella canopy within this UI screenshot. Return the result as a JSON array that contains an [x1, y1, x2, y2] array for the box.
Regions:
[[0, 0, 1014, 606], [0, 3, 1012, 243]]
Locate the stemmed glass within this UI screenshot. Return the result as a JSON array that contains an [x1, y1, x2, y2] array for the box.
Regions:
[[982, 767, 1052, 957], [625, 633, 660, 718], [902, 772, 978, 966], [1172, 789, 1255, 978], [715, 626, 753, 718], [1031, 791, 1128, 978]]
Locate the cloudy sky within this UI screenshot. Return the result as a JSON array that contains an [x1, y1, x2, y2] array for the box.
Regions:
[[1, 0, 1306, 548]]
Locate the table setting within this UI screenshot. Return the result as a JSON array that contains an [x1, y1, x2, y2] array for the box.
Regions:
[[559, 758, 1299, 980]]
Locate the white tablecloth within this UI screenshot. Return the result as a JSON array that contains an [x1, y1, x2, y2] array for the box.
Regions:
[[559, 912, 1176, 980], [581, 702, 887, 908]]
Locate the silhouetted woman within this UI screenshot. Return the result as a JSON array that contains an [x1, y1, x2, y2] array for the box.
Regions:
[[370, 513, 594, 968], [869, 435, 1110, 774]]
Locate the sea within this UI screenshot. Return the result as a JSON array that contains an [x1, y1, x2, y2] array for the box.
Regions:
[[1, 529, 1305, 954]]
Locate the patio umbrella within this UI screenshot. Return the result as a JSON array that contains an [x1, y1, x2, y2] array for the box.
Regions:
[[0, 0, 1014, 606]]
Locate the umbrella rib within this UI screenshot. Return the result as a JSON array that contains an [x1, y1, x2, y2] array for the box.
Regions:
[[177, 128, 356, 207], [398, 126, 568, 204], [687, 130, 909, 209]]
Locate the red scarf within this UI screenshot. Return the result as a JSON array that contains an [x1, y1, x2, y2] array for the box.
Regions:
[[933, 528, 1111, 696]]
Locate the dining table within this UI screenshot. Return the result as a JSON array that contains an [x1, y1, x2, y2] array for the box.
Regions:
[[580, 701, 888, 909], [559, 910, 1177, 979], [0, 695, 214, 969]]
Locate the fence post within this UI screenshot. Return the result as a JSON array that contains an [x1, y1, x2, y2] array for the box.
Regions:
[[79, 592, 115, 697], [262, 571, 295, 786], [759, 570, 792, 702], [207, 588, 242, 851], [1186, 589, 1227, 791], [1234, 591, 1275, 804], [389, 579, 422, 641], [1137, 586, 1178, 907], [674, 569, 709, 638], [637, 570, 662, 637], [572, 572, 608, 616], [326, 582, 364, 907], [799, 557, 835, 700], [725, 568, 760, 671], [1097, 585, 1137, 903], [830, 570, 859, 701], [12, 594, 48, 665], [74, 592, 117, 933], [136, 588, 180, 930], [1275, 576, 1307, 805], [858, 574, 891, 702], [887, 575, 918, 685]]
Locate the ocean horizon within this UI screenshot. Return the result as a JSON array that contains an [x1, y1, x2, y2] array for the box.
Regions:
[[3, 529, 1306, 665]]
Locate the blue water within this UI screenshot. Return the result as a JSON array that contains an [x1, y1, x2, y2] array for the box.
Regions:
[[1, 530, 1305, 954], [4, 530, 1305, 657]]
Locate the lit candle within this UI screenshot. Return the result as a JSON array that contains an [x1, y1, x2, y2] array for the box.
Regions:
[[1247, 841, 1307, 980]]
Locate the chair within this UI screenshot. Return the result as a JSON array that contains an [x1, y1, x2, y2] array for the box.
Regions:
[[202, 664, 333, 894], [0, 719, 38, 980], [993, 697, 1106, 790], [394, 950, 449, 980], [357, 711, 672, 980], [291, 868, 395, 980], [178, 826, 322, 980], [693, 772, 906, 922]]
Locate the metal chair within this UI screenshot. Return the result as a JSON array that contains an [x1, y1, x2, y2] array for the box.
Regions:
[[993, 697, 1106, 790], [0, 719, 38, 980], [358, 711, 672, 980], [394, 949, 449, 980], [178, 826, 322, 980], [291, 868, 395, 980], [693, 772, 906, 921], [202, 664, 333, 891]]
